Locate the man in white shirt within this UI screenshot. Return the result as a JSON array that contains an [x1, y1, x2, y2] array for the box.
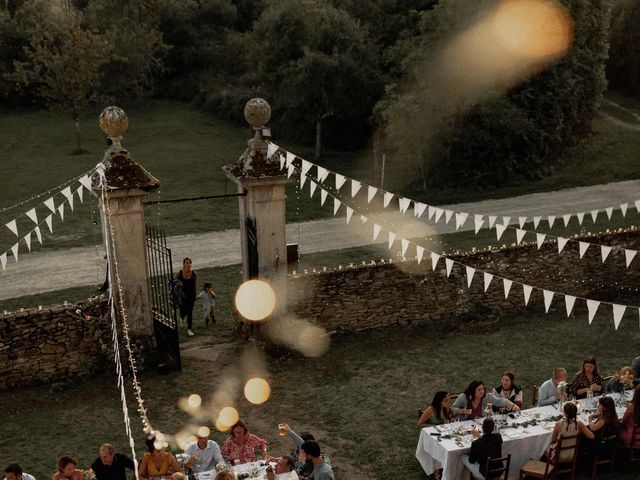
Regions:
[[184, 433, 224, 473], [538, 367, 568, 406], [4, 464, 35, 480], [266, 456, 298, 480]]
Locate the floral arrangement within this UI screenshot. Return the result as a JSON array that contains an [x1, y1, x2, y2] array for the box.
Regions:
[[175, 453, 191, 468], [83, 470, 96, 480], [215, 462, 230, 472], [557, 381, 568, 394]]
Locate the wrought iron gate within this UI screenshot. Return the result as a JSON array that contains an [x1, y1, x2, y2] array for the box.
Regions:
[[246, 217, 259, 278], [145, 224, 181, 370]]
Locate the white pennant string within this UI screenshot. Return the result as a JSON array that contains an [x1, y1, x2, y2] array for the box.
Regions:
[[333, 198, 341, 216], [465, 266, 475, 288], [483, 272, 493, 292], [428, 206, 436, 220], [266, 142, 277, 160], [300, 171, 308, 189], [34, 226, 42, 244], [625, 249, 637, 268], [518, 216, 527, 228], [388, 231, 396, 250], [515, 228, 526, 244], [543, 290, 554, 313], [414, 202, 427, 218], [577, 212, 585, 225], [488, 215, 497, 229], [496, 224, 506, 241], [351, 180, 362, 198], [532, 216, 541, 229], [287, 164, 295, 178], [620, 203, 628, 217], [502, 216, 511, 227], [435, 208, 445, 223], [285, 151, 296, 168], [565, 295, 576, 317], [548, 215, 556, 229], [62, 186, 74, 211], [431, 252, 440, 271], [345, 206, 353, 224], [5, 219, 18, 237], [367, 186, 377, 203], [455, 212, 468, 230], [316, 166, 329, 183], [562, 214, 571, 227], [383, 192, 393, 208], [0, 252, 5, 271], [45, 214, 53, 233], [445, 258, 454, 277], [335, 174, 346, 190], [79, 174, 92, 191], [320, 189, 328, 206], [444, 209, 453, 224], [76, 185, 84, 203], [590, 209, 599, 223], [503, 278, 513, 299], [606, 207, 613, 220], [635, 199, 640, 213], [399, 197, 411, 214], [613, 304, 626, 330], [601, 245, 612, 263], [373, 223, 381, 241], [26, 208, 38, 224], [310, 181, 317, 197], [523, 284, 533, 306], [536, 233, 546, 249], [416, 245, 425, 264], [474, 215, 484, 234], [401, 238, 409, 257], [10, 242, 19, 262], [557, 237, 569, 253], [578, 241, 589, 258], [57, 203, 65, 221], [587, 300, 600, 324], [279, 151, 286, 170], [24, 232, 31, 252]]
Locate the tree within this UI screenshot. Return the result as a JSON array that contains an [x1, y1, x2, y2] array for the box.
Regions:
[[607, 0, 640, 96], [11, 1, 112, 153]]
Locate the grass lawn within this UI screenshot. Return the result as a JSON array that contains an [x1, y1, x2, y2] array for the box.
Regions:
[[1, 306, 640, 479]]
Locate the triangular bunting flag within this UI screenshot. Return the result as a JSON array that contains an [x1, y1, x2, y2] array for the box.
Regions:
[[516, 228, 526, 244], [625, 249, 637, 268], [414, 202, 427, 218], [613, 304, 626, 330], [565, 295, 576, 317], [279, 152, 286, 170], [435, 208, 445, 223], [79, 174, 92, 191], [388, 231, 396, 250], [373, 223, 381, 241], [316, 166, 329, 183], [26, 208, 38, 224], [496, 224, 506, 241], [367, 186, 377, 203], [620, 203, 628, 217], [587, 299, 600, 324], [416, 245, 425, 264], [465, 266, 475, 288], [401, 238, 409, 257], [5, 219, 18, 236], [636, 199, 640, 213], [474, 215, 484, 234], [0, 252, 5, 271], [523, 284, 533, 306], [533, 216, 541, 229], [57, 203, 65, 221], [300, 159, 312, 178], [548, 215, 556, 229], [310, 181, 317, 198], [34, 226, 42, 244], [383, 192, 393, 208], [24, 232, 31, 252], [45, 215, 53, 233], [562, 214, 571, 227], [76, 185, 84, 203], [483, 272, 493, 292], [335, 174, 346, 190], [601, 245, 612, 263], [285, 151, 296, 168], [503, 279, 513, 299], [606, 207, 613, 220], [557, 237, 569, 253], [287, 164, 295, 178], [488, 215, 497, 229], [431, 252, 440, 271], [345, 207, 353, 224], [428, 206, 436, 220], [455, 212, 468, 230], [351, 179, 362, 198], [502, 216, 511, 227], [445, 258, 454, 277], [543, 290, 554, 313], [518, 216, 527, 228], [320, 189, 328, 206], [266, 142, 277, 160], [62, 186, 74, 211], [578, 241, 589, 258], [399, 197, 411, 214], [10, 242, 19, 262], [333, 198, 341, 216], [590, 209, 599, 223], [442, 209, 452, 224], [536, 233, 546, 250]]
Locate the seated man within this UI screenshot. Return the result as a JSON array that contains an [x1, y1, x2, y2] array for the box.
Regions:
[[91, 444, 135, 480], [266, 456, 298, 480], [461, 418, 503, 480], [300, 442, 333, 480], [4, 464, 35, 480], [184, 432, 223, 473], [538, 367, 568, 406]]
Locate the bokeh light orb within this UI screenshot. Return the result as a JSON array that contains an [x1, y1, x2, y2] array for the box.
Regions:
[[218, 406, 239, 427], [215, 418, 231, 432], [188, 394, 202, 408], [235, 280, 276, 321], [244, 377, 271, 405], [197, 426, 210, 437]]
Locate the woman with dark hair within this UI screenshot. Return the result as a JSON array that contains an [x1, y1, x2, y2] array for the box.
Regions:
[[492, 371, 523, 408], [418, 391, 452, 427], [551, 402, 594, 462], [176, 257, 197, 337], [582, 397, 620, 457], [619, 385, 640, 445], [221, 420, 267, 465], [52, 457, 84, 480], [568, 357, 604, 398], [138, 437, 183, 480], [451, 381, 519, 420]]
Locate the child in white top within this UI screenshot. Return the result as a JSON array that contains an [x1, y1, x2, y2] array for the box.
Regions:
[[198, 282, 216, 327]]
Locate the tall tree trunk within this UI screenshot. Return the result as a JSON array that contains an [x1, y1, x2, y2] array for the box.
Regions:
[[314, 118, 322, 161]]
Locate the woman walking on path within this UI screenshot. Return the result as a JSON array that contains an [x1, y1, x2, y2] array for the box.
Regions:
[[176, 257, 197, 336]]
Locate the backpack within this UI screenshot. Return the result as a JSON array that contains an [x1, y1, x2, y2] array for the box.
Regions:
[[169, 278, 185, 309]]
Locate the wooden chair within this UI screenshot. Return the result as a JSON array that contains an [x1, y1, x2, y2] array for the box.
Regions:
[[520, 436, 579, 480], [590, 433, 617, 478], [531, 385, 538, 407], [471, 453, 511, 480]]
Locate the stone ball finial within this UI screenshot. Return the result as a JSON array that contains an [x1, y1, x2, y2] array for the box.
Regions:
[[99, 106, 129, 139], [244, 98, 271, 129]]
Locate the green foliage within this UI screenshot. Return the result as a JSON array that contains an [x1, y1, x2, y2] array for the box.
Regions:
[[607, 0, 640, 96]]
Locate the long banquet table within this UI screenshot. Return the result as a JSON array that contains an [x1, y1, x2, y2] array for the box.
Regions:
[[193, 461, 274, 480], [415, 393, 630, 480]]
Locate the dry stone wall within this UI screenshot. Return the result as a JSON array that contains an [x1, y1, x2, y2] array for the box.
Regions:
[[287, 230, 640, 332]]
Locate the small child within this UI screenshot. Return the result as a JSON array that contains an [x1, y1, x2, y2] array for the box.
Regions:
[[198, 282, 216, 327]]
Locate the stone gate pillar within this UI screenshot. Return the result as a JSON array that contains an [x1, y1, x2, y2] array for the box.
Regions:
[[225, 99, 289, 316], [93, 106, 160, 335]]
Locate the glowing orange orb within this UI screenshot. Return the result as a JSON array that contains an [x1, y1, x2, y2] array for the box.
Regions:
[[244, 377, 271, 405], [234, 280, 276, 321]]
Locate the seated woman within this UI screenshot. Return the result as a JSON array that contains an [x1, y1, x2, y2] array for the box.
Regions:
[[619, 385, 640, 446], [451, 381, 519, 421], [606, 366, 634, 393], [550, 402, 594, 463], [568, 357, 604, 399], [52, 456, 85, 480], [582, 397, 619, 457], [222, 420, 268, 465], [418, 391, 452, 428], [138, 437, 184, 480], [491, 371, 523, 409]]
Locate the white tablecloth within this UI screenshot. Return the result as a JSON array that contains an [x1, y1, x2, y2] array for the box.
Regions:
[[415, 393, 631, 480], [194, 461, 274, 480]]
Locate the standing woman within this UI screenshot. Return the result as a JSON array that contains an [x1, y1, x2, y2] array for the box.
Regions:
[[568, 357, 604, 398], [176, 257, 197, 337], [418, 391, 452, 428], [492, 371, 524, 408]]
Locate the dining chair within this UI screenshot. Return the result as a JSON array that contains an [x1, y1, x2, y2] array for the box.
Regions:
[[590, 433, 617, 478], [520, 436, 579, 480], [472, 453, 511, 480], [531, 385, 538, 407]]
